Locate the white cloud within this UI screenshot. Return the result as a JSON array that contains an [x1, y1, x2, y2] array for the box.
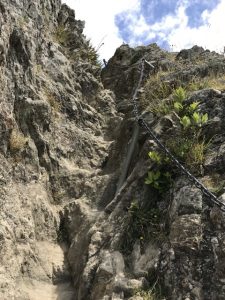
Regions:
[[63, 0, 141, 60], [62, 0, 225, 60], [118, 0, 225, 54], [167, 0, 225, 53], [132, 15, 151, 36]]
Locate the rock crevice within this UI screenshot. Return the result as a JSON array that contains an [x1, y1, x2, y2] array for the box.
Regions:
[[1, 1, 225, 300]]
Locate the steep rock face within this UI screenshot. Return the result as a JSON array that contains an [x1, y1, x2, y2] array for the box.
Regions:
[[0, 1, 118, 299], [97, 45, 225, 300], [67, 44, 225, 300], [1, 1, 225, 300]]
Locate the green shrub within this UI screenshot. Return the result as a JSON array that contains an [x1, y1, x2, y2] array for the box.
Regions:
[[192, 111, 208, 127], [145, 170, 172, 193], [145, 150, 172, 193], [145, 86, 209, 175], [189, 101, 200, 112], [173, 94, 208, 130], [173, 86, 186, 103], [148, 151, 162, 164], [180, 115, 191, 129]]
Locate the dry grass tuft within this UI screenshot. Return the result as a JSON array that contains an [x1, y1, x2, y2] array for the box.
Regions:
[[53, 25, 71, 45], [141, 71, 174, 113], [202, 174, 225, 195], [9, 129, 28, 153], [44, 91, 61, 115], [187, 75, 225, 92]]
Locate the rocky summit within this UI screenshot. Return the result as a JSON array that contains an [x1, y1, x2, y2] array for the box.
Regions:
[[1, 1, 225, 300]]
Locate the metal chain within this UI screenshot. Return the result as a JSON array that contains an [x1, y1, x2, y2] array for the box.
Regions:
[[132, 59, 225, 212]]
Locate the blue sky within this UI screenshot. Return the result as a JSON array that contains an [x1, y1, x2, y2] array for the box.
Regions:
[[63, 0, 225, 60]]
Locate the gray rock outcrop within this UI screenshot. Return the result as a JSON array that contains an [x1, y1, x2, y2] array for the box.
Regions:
[[1, 1, 225, 300]]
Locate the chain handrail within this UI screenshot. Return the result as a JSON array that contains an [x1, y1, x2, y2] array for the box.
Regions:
[[132, 59, 225, 212]]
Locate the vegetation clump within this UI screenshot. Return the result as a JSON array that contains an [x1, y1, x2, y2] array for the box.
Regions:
[[134, 288, 161, 300], [53, 24, 72, 45], [70, 40, 102, 68], [120, 200, 165, 255], [53, 24, 101, 68], [169, 87, 209, 173], [17, 15, 29, 29], [187, 74, 225, 92], [202, 174, 225, 196], [172, 87, 208, 129], [142, 67, 225, 117], [9, 129, 28, 153], [44, 90, 61, 115], [145, 86, 209, 182], [145, 151, 172, 193], [133, 277, 164, 300], [141, 71, 174, 113]]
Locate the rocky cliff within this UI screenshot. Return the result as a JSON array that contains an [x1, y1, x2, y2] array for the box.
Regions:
[[1, 1, 225, 300]]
